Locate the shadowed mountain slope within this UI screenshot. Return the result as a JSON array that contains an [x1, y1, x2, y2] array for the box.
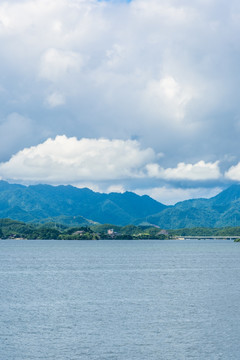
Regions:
[[0, 181, 166, 225]]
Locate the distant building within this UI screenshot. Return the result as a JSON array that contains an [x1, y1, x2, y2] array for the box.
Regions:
[[107, 229, 114, 235], [73, 230, 85, 235], [107, 229, 118, 237], [157, 230, 169, 236]]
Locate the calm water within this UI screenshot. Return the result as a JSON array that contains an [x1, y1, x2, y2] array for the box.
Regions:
[[1, 239, 240, 360]]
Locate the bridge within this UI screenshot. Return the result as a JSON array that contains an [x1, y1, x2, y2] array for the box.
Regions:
[[173, 236, 240, 240]]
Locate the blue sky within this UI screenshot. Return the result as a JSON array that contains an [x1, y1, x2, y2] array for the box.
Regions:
[[0, 0, 240, 204]]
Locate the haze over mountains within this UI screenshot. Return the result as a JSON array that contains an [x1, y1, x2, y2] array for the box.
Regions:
[[0, 180, 240, 229]]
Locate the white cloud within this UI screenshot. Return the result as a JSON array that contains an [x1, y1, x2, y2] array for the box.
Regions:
[[0, 0, 239, 193], [144, 76, 195, 120], [46, 92, 65, 107], [146, 160, 221, 181], [40, 48, 82, 82], [225, 163, 240, 181], [74, 182, 102, 193], [0, 134, 224, 186], [131, 0, 197, 25], [107, 184, 125, 194], [0, 135, 155, 183], [106, 44, 126, 69]]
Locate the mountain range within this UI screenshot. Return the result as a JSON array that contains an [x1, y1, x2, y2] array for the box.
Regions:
[[0, 181, 165, 226], [0, 180, 240, 228]]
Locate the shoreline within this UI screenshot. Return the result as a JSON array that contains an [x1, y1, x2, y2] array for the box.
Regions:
[[0, 238, 236, 241]]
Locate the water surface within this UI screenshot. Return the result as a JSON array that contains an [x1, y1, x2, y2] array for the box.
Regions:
[[1, 239, 240, 360]]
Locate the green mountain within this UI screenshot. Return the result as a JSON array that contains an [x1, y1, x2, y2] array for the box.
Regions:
[[142, 184, 240, 228], [1, 181, 240, 228], [0, 181, 166, 225]]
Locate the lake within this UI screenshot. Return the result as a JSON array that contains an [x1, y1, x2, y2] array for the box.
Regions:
[[1, 239, 240, 360]]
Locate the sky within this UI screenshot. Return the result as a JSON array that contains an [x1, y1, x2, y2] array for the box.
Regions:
[[0, 0, 240, 204]]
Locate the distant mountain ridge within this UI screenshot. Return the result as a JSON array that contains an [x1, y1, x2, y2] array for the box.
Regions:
[[1, 180, 240, 228], [141, 185, 240, 228], [0, 181, 166, 225]]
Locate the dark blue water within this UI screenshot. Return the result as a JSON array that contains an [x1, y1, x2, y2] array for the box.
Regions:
[[1, 240, 240, 360]]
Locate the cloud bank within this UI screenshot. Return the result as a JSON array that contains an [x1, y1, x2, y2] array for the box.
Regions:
[[0, 0, 240, 163], [0, 0, 240, 202], [0, 136, 155, 182], [0, 134, 223, 186], [0, 135, 227, 203], [146, 161, 221, 181]]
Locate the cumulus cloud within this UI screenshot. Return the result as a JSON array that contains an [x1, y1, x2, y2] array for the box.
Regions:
[[0, 132, 228, 203], [144, 76, 195, 121], [0, 136, 155, 183], [146, 160, 221, 181], [225, 163, 240, 181], [0, 135, 223, 186]]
